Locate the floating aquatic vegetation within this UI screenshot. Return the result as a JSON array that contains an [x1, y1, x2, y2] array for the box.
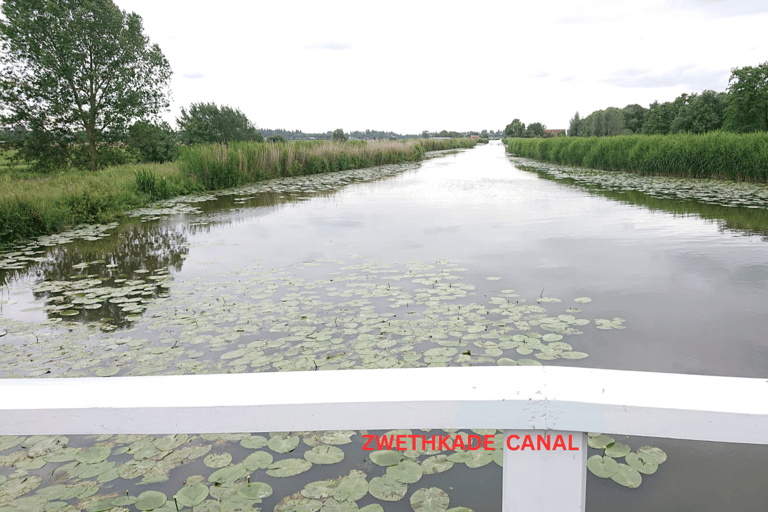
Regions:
[[586, 433, 667, 489]]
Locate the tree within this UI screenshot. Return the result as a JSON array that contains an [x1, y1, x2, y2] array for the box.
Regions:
[[568, 112, 581, 136], [421, 130, 430, 138], [0, 0, 172, 171], [128, 121, 177, 163], [526, 122, 546, 137], [177, 103, 262, 145], [266, 134, 286, 143], [331, 128, 347, 142], [724, 62, 768, 132], [504, 119, 526, 138], [621, 104, 647, 134], [670, 90, 728, 134]]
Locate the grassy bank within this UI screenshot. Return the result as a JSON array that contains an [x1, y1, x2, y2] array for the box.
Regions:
[[505, 132, 768, 182], [178, 138, 477, 189], [0, 139, 477, 248]]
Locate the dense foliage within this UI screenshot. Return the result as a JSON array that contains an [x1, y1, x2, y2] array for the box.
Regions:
[[0, 0, 172, 172], [176, 102, 263, 145], [506, 132, 768, 182]]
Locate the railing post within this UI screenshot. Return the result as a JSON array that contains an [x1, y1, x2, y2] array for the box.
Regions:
[[502, 430, 587, 512]]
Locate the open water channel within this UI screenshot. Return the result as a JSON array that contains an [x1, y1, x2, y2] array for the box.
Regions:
[[2, 140, 768, 511]]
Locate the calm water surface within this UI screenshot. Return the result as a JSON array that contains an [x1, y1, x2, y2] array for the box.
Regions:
[[2, 140, 768, 511]]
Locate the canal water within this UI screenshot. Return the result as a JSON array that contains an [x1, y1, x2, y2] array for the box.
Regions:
[[2, 140, 768, 511]]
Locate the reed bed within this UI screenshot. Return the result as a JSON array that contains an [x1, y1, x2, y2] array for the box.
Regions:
[[505, 132, 768, 182], [178, 138, 478, 190], [0, 139, 477, 247]]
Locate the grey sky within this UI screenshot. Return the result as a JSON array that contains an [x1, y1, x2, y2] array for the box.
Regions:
[[115, 0, 768, 134]]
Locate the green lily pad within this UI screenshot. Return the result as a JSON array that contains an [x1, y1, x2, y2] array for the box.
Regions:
[[386, 460, 423, 483], [604, 442, 631, 458], [304, 445, 344, 464], [496, 358, 517, 366], [626, 452, 658, 475], [301, 479, 338, 499], [410, 487, 450, 512], [321, 431, 355, 445], [368, 475, 407, 501], [240, 435, 268, 449], [421, 455, 454, 475], [610, 463, 642, 488], [587, 455, 619, 478], [208, 463, 247, 484], [204, 452, 232, 468], [237, 481, 273, 500], [333, 470, 368, 502], [112, 495, 138, 507], [275, 494, 322, 512], [243, 451, 273, 470], [587, 434, 615, 450], [266, 458, 313, 477], [75, 446, 111, 464], [175, 484, 209, 507], [574, 297, 592, 303], [135, 490, 167, 511], [370, 450, 404, 467], [268, 435, 300, 453], [95, 367, 119, 377], [359, 505, 384, 512], [637, 446, 667, 464]]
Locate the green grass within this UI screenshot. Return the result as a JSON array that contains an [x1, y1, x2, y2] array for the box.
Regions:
[[0, 138, 477, 248], [505, 132, 768, 182], [178, 138, 478, 190]]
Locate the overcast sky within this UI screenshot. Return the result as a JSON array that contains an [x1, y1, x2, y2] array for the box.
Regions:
[[116, 0, 767, 135]]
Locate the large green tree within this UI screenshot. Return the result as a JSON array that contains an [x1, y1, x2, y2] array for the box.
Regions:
[[0, 0, 172, 171], [176, 102, 262, 145], [724, 62, 768, 132]]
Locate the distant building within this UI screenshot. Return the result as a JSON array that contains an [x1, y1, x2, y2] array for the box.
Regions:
[[543, 129, 566, 138], [470, 135, 480, 139]]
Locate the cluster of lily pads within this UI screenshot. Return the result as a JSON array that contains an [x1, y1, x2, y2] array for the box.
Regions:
[[507, 156, 768, 209], [586, 433, 667, 489], [0, 257, 615, 379], [0, 429, 498, 512]]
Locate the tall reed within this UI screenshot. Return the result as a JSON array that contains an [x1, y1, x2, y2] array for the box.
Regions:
[[505, 132, 768, 182], [179, 139, 478, 190]]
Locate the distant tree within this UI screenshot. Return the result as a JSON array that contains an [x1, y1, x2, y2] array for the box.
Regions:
[[0, 0, 172, 171], [128, 121, 177, 163], [504, 119, 526, 138], [724, 62, 768, 132], [266, 135, 286, 143], [526, 122, 546, 137], [331, 128, 347, 142], [480, 129, 488, 138], [177, 102, 262, 145], [603, 107, 626, 136], [621, 104, 647, 134], [421, 130, 431, 138], [671, 90, 728, 133], [568, 112, 581, 136]]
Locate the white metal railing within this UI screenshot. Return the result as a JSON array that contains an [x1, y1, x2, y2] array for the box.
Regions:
[[3, 366, 768, 511]]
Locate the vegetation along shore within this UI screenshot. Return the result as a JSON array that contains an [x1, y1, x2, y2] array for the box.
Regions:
[[505, 131, 768, 182], [0, 138, 478, 249]]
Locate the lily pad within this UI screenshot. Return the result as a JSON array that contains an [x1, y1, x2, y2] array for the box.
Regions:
[[421, 455, 454, 475], [208, 463, 247, 484], [386, 460, 423, 483], [610, 463, 642, 488], [410, 487, 450, 512], [243, 451, 273, 470], [587, 434, 615, 450], [626, 452, 658, 475], [637, 446, 667, 464], [370, 450, 404, 467], [75, 446, 111, 464], [268, 435, 300, 453], [587, 455, 619, 478], [135, 490, 167, 511], [604, 442, 631, 458], [266, 458, 313, 477], [204, 452, 232, 468], [95, 367, 120, 377], [237, 481, 273, 500], [333, 470, 368, 502], [304, 445, 344, 464], [368, 475, 407, 501]]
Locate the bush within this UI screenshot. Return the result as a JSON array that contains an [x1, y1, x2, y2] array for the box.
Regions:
[[128, 121, 178, 163]]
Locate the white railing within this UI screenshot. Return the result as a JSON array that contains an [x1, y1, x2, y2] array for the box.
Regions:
[[3, 366, 768, 511]]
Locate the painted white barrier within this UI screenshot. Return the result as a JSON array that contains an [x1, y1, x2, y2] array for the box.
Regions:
[[3, 366, 768, 511]]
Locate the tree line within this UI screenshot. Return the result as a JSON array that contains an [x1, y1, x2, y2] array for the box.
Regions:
[[504, 62, 768, 139]]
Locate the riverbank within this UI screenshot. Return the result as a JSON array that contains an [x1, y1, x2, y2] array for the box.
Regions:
[[0, 139, 477, 248], [505, 131, 768, 182]]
